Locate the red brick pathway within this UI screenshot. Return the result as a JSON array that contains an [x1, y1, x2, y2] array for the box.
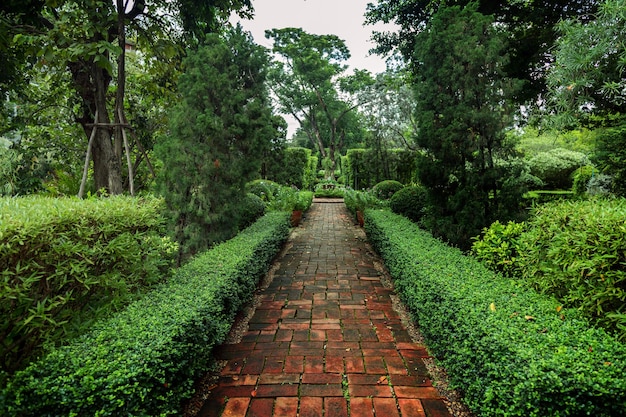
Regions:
[[197, 200, 452, 417]]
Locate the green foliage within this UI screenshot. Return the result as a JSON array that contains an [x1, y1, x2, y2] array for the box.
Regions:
[[263, 147, 312, 189], [266, 28, 365, 167], [313, 180, 345, 198], [523, 190, 575, 205], [546, 0, 626, 127], [365, 209, 626, 416], [294, 191, 314, 212], [366, 0, 597, 105], [2, 211, 290, 416], [371, 180, 404, 200], [518, 198, 626, 339], [512, 126, 596, 156], [246, 180, 313, 213], [594, 122, 626, 196], [412, 3, 524, 248], [343, 189, 384, 221], [0, 195, 176, 378], [527, 148, 588, 189], [345, 148, 418, 190], [471, 220, 526, 278], [572, 165, 595, 195], [238, 193, 265, 229], [245, 179, 283, 202], [156, 27, 278, 262], [389, 185, 427, 222], [0, 142, 18, 195]]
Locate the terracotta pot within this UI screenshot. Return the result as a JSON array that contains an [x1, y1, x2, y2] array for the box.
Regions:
[[290, 210, 303, 227]]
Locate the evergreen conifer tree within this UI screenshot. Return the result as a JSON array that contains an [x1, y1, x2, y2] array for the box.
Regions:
[[413, 3, 523, 247], [157, 27, 281, 263]]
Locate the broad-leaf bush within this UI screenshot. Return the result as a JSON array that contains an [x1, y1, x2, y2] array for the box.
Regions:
[[0, 195, 177, 377], [471, 220, 526, 277], [343, 189, 384, 222], [2, 211, 290, 416], [365, 209, 626, 416], [518, 198, 626, 339]]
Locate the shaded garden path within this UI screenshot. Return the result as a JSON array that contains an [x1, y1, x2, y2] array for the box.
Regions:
[[196, 200, 453, 417]]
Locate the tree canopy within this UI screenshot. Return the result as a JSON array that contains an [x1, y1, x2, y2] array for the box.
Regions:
[[365, 0, 598, 103]]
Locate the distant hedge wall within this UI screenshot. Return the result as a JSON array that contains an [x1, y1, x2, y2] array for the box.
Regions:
[[345, 148, 417, 189], [263, 147, 317, 189]]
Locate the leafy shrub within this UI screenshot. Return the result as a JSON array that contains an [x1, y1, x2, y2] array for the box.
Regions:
[[343, 190, 385, 224], [371, 180, 404, 200], [572, 165, 595, 195], [238, 193, 265, 229], [314, 180, 345, 198], [245, 179, 283, 202], [365, 209, 626, 416], [294, 191, 314, 212], [518, 198, 626, 339], [0, 195, 177, 377], [2, 212, 290, 416], [471, 220, 526, 277], [594, 123, 626, 196], [389, 185, 427, 222], [527, 148, 588, 189]]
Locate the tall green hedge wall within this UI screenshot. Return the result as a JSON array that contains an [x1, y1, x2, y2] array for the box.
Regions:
[[345, 148, 418, 189], [263, 147, 317, 190]]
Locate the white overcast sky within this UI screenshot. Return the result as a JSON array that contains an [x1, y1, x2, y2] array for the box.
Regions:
[[231, 0, 397, 75]]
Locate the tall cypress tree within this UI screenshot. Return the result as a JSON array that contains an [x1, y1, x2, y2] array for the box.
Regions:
[[157, 26, 280, 263], [414, 3, 523, 247]]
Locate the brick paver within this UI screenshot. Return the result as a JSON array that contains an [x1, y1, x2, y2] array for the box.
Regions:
[[197, 200, 452, 417]]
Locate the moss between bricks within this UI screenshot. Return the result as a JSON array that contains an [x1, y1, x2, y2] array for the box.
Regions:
[[364, 209, 626, 417]]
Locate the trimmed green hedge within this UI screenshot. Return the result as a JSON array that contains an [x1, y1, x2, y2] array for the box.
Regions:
[[2, 211, 290, 416], [365, 209, 626, 416], [0, 195, 177, 377]]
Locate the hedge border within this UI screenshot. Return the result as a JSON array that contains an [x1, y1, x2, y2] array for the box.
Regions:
[[2, 211, 290, 416], [364, 209, 626, 416]]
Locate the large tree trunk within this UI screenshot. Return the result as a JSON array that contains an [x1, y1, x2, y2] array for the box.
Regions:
[[70, 59, 124, 195]]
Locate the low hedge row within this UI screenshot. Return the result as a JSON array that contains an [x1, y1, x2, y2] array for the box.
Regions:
[[1, 211, 290, 416], [365, 209, 626, 416], [0, 195, 177, 377]]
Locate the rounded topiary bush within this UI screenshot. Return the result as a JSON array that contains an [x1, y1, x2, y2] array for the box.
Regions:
[[372, 180, 404, 200], [238, 193, 266, 229], [389, 185, 428, 222]]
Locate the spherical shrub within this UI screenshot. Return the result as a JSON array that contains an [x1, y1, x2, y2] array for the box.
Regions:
[[238, 193, 266, 229], [389, 185, 427, 222], [372, 180, 404, 200]]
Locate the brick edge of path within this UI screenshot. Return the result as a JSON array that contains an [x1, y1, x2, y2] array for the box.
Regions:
[[196, 200, 455, 417]]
